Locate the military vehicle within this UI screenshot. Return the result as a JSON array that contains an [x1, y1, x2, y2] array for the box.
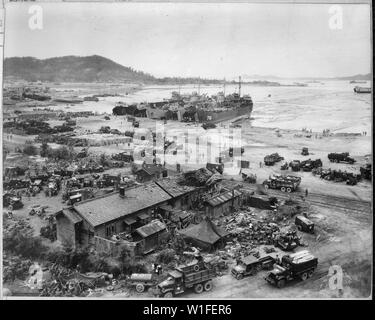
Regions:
[[153, 262, 216, 297], [295, 215, 314, 233], [231, 254, 276, 280], [263, 174, 301, 193], [265, 250, 318, 288], [328, 152, 356, 164]]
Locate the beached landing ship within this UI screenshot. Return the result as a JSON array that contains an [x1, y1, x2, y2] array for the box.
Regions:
[[112, 77, 253, 123]]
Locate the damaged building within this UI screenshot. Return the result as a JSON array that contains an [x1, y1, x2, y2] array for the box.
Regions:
[[55, 182, 172, 251]]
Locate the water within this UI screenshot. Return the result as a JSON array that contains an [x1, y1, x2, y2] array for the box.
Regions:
[[48, 80, 372, 135]]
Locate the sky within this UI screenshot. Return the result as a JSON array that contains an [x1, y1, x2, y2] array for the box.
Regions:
[[4, 2, 372, 79]]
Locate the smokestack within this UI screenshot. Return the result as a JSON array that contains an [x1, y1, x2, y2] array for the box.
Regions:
[[119, 186, 125, 198]]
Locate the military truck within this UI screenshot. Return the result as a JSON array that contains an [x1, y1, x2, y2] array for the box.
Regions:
[[265, 250, 318, 288], [241, 170, 257, 183], [301, 147, 309, 156], [289, 160, 301, 172], [300, 159, 323, 172], [328, 152, 356, 164], [153, 263, 216, 297], [263, 174, 301, 193], [360, 164, 372, 181], [231, 254, 276, 280], [3, 193, 24, 210], [295, 215, 314, 233], [264, 153, 284, 166]]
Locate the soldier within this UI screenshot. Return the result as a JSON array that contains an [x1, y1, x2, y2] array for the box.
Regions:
[[305, 189, 308, 197]]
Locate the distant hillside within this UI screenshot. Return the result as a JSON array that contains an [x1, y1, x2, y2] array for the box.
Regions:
[[4, 55, 157, 83], [334, 73, 372, 81]]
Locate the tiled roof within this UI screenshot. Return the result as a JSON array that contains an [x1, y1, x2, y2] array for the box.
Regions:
[[137, 164, 165, 176], [156, 178, 197, 198], [135, 220, 166, 238], [73, 182, 172, 227], [206, 189, 242, 207]]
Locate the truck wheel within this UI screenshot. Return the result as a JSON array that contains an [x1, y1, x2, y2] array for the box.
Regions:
[[256, 264, 263, 272], [264, 184, 269, 189], [163, 292, 173, 298], [286, 188, 292, 193], [194, 283, 204, 294], [236, 273, 244, 280], [308, 269, 314, 278], [281, 187, 286, 192], [300, 272, 308, 281], [204, 281, 213, 292], [135, 284, 145, 293], [193, 264, 200, 272], [297, 225, 302, 231], [277, 279, 286, 288]]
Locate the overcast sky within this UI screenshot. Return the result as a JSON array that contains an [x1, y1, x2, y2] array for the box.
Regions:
[[4, 2, 372, 78]]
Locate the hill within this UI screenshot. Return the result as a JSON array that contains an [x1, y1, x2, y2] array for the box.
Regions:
[[3, 55, 157, 83]]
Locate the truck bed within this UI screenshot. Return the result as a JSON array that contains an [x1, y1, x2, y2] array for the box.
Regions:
[[184, 268, 216, 288]]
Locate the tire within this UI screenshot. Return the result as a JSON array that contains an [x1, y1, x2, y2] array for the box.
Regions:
[[135, 284, 145, 293], [163, 292, 173, 298], [286, 187, 292, 193], [194, 283, 204, 294], [256, 264, 263, 272], [264, 184, 269, 189], [193, 264, 200, 272], [277, 279, 286, 288], [236, 273, 244, 280], [308, 269, 314, 278], [204, 281, 213, 292], [297, 225, 302, 231], [300, 272, 308, 281], [280, 187, 286, 192]]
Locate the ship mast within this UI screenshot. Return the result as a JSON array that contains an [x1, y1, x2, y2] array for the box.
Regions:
[[223, 78, 226, 96], [238, 76, 241, 97]]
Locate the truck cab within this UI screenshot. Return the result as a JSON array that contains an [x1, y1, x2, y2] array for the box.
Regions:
[[231, 254, 276, 280], [154, 270, 184, 298]]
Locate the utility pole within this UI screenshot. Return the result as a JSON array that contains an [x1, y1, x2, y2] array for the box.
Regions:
[[198, 77, 201, 95], [223, 78, 226, 96]]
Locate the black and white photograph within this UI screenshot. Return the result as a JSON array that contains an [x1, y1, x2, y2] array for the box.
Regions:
[[0, 0, 372, 300]]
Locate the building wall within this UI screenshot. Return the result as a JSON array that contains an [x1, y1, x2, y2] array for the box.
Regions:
[[206, 197, 242, 218], [56, 215, 77, 248]]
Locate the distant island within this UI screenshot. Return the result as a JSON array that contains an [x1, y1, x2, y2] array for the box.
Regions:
[[4, 55, 371, 84]]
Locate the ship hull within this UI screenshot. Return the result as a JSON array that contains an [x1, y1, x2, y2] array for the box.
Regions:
[[196, 104, 252, 123]]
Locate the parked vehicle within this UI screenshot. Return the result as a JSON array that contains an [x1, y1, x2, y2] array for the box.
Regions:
[[3, 193, 24, 210], [265, 250, 318, 288], [280, 163, 289, 170], [300, 159, 323, 172], [231, 254, 276, 280], [360, 164, 371, 181], [301, 147, 309, 156], [264, 153, 284, 166], [295, 215, 314, 233], [289, 160, 301, 172], [328, 152, 356, 164], [263, 174, 301, 193], [127, 273, 158, 293], [241, 170, 257, 183], [153, 262, 216, 297]]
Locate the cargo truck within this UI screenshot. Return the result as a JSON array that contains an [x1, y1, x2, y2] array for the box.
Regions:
[[265, 250, 318, 288], [153, 263, 216, 298]]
